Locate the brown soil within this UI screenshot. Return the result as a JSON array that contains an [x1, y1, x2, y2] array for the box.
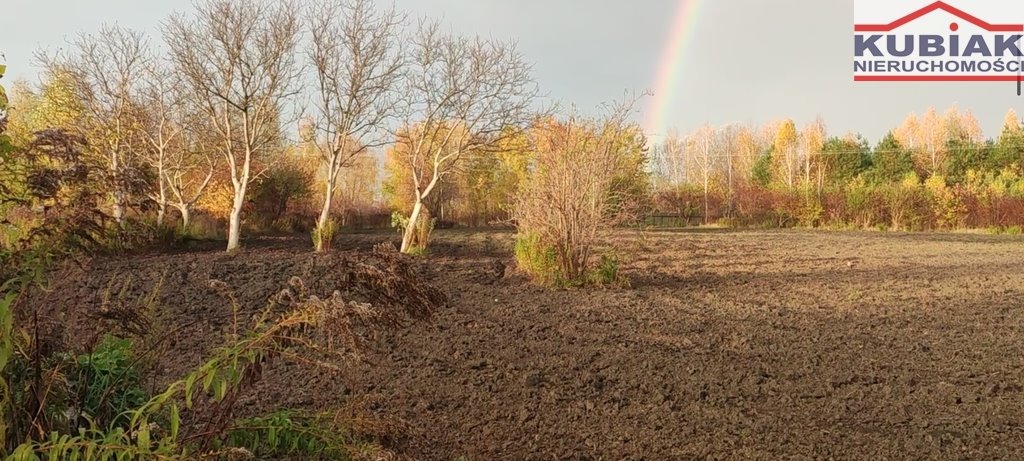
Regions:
[[31, 229, 1024, 459]]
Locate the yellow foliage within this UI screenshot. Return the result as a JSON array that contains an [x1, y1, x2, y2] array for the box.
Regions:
[[382, 123, 534, 225], [900, 171, 921, 188], [196, 182, 236, 218]]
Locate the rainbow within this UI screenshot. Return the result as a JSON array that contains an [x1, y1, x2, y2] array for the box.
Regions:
[[646, 0, 706, 138]]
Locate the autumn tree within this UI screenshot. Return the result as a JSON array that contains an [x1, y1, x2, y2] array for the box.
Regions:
[[454, 148, 506, 225], [946, 106, 983, 144], [800, 117, 826, 189], [895, 113, 920, 151], [653, 130, 688, 186], [4, 70, 86, 148], [383, 125, 458, 230], [489, 128, 534, 217], [941, 107, 987, 182], [731, 125, 762, 185], [390, 126, 534, 227], [0, 59, 7, 120], [394, 21, 539, 253], [773, 119, 799, 188], [1002, 108, 1021, 135], [918, 107, 947, 175], [512, 100, 648, 285], [4, 81, 42, 146], [305, 0, 405, 251], [164, 0, 301, 251], [334, 154, 381, 225], [42, 25, 153, 226]]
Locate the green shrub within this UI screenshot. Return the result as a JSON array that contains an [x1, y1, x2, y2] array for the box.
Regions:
[[588, 254, 629, 287], [250, 159, 315, 233], [223, 410, 364, 459], [989, 225, 1024, 235], [514, 233, 562, 286], [73, 335, 149, 430], [312, 218, 339, 252], [392, 210, 435, 254]]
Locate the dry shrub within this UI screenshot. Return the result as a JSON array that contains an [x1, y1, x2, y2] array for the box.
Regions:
[[512, 99, 648, 285], [821, 189, 852, 227], [90, 273, 163, 338], [732, 183, 775, 227], [732, 184, 804, 228]]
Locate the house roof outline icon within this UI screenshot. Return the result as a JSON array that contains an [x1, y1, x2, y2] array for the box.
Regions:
[[854, 1, 1023, 32]]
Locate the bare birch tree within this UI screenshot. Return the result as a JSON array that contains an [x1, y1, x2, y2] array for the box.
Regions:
[[687, 123, 716, 224], [139, 54, 218, 230], [139, 61, 184, 227], [919, 107, 946, 175], [305, 0, 405, 251], [164, 123, 217, 230], [164, 0, 301, 251], [800, 117, 826, 190], [720, 124, 743, 202], [395, 21, 540, 253], [658, 130, 688, 186]]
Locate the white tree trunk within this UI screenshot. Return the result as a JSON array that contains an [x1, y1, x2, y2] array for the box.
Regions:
[[111, 151, 125, 226], [155, 167, 168, 227], [315, 178, 335, 252], [156, 205, 166, 228], [176, 204, 192, 230], [227, 185, 246, 251], [401, 198, 424, 253], [703, 177, 710, 225], [112, 191, 125, 226]]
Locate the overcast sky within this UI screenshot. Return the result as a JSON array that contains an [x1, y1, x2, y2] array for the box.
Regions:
[[4, 0, 1024, 143]]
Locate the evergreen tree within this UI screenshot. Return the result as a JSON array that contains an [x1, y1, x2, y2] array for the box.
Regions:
[[752, 147, 773, 187], [870, 131, 914, 183], [819, 136, 870, 186]]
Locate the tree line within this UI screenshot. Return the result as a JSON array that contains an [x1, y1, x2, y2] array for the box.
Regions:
[[3, 0, 1024, 280], [649, 106, 1024, 231], [2, 0, 540, 254]]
